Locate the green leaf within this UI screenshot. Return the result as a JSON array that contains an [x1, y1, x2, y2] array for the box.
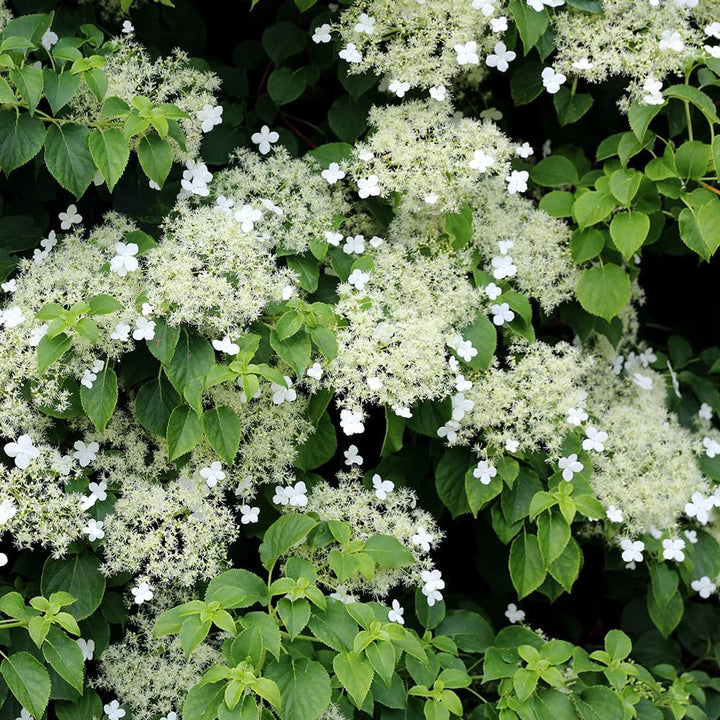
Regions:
[[548, 537, 582, 592], [265, 656, 331, 720], [308, 600, 358, 653], [206, 569, 268, 609], [166, 405, 203, 460], [278, 597, 311, 640], [294, 0, 319, 9], [1, 652, 51, 718], [436, 610, 494, 653], [366, 639, 395, 687], [539, 190, 574, 217], [577, 686, 625, 720], [513, 667, 539, 702], [180, 615, 212, 657], [444, 204, 473, 249], [287, 254, 320, 293], [675, 140, 711, 180], [0, 76, 16, 104], [135, 375, 180, 436], [166, 331, 214, 392], [604, 629, 632, 662], [536, 510, 571, 565], [570, 228, 606, 263], [0, 110, 46, 174], [435, 448, 472, 518], [511, 61, 544, 105], [628, 102, 663, 141], [334, 651, 374, 708], [572, 191, 617, 229], [41, 553, 105, 620], [42, 626, 84, 693], [43, 70, 80, 114], [56, 690, 103, 720], [647, 563, 683, 637], [328, 94, 370, 143], [306, 142, 353, 166], [678, 200, 720, 260], [460, 312, 496, 372], [262, 21, 308, 65], [608, 168, 642, 206], [203, 405, 241, 465], [465, 469, 502, 517], [553, 88, 593, 127], [79, 366, 117, 433], [88, 128, 129, 192], [363, 535, 415, 568], [713, 136, 720, 181], [37, 332, 72, 374], [609, 211, 650, 260], [183, 681, 225, 720], [259, 514, 319, 569], [295, 411, 336, 470], [268, 67, 307, 105], [44, 123, 95, 198], [509, 0, 549, 52], [381, 406, 405, 458], [664, 84, 719, 124], [509, 534, 546, 598], [270, 328, 311, 376], [137, 133, 173, 187], [10, 65, 43, 114], [575, 264, 631, 321], [530, 156, 579, 187], [87, 294, 123, 315]]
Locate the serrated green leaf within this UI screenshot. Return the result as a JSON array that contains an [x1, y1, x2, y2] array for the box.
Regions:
[[79, 366, 117, 433], [509, 533, 546, 598], [88, 128, 129, 192], [1, 652, 51, 718], [203, 405, 241, 465], [609, 211, 650, 260], [137, 133, 173, 187], [166, 405, 203, 460], [0, 110, 46, 174], [44, 123, 95, 198], [575, 264, 631, 321]]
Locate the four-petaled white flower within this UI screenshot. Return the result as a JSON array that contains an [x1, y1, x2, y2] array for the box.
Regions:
[[212, 335, 240, 355], [17, 709, 34, 720], [59, 204, 82, 230], [271, 376, 297, 405], [658, 30, 684, 51], [421, 569, 445, 606], [429, 85, 446, 101], [1, 278, 16, 293], [307, 363, 324, 380], [142, 302, 154, 316], [325, 231, 343, 246], [484, 283, 502, 300], [437, 420, 460, 443], [506, 439, 520, 452], [486, 42, 516, 72], [412, 526, 434, 552], [606, 505, 623, 523], [541, 67, 566, 94], [181, 161, 213, 196], [558, 453, 583, 481], [620, 538, 645, 563], [491, 254, 517, 278], [691, 576, 716, 598], [216, 196, 234, 215], [456, 374, 473, 392], [4, 435, 39, 469], [277, 481, 308, 507], [354, 12, 376, 34], [41, 230, 57, 252], [104, 700, 126, 720], [490, 302, 514, 326], [469, 149, 495, 172], [699, 403, 713, 420], [706, 22, 720, 39], [388, 80, 410, 97], [339, 43, 363, 64], [582, 425, 608, 452], [133, 317, 156, 341], [81, 480, 108, 510], [41, 29, 59, 50], [348, 269, 370, 291], [110, 323, 131, 342], [83, 518, 105, 542], [490, 16, 508, 32], [527, 0, 564, 9], [357, 175, 380, 199], [685, 492, 715, 525], [372, 474, 394, 500], [312, 23, 332, 43], [506, 170, 529, 194], [197, 104, 223, 133], [455, 41, 480, 66], [344, 444, 363, 465], [340, 409, 365, 435], [77, 637, 95, 661], [251, 125, 280, 155], [572, 57, 594, 70], [642, 76, 664, 105], [703, 437, 720, 458], [1, 307, 25, 327], [0, 499, 17, 525], [201, 461, 226, 488], [505, 602, 525, 623], [322, 162, 346, 184], [472, 0, 496, 14], [566, 406, 588, 425], [632, 373, 653, 390], [662, 537, 685, 562], [388, 599, 405, 624], [121, 20, 134, 34], [473, 460, 497, 485], [234, 204, 263, 233], [73, 440, 99, 467], [131, 582, 153, 605], [240, 505, 260, 524], [344, 234, 365, 254]]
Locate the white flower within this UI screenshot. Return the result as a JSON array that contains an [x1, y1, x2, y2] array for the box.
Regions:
[[131, 582, 153, 605], [4, 435, 39, 469], [32, 248, 48, 265], [240, 505, 260, 524], [215, 196, 234, 215], [505, 603, 525, 623], [354, 12, 375, 34], [541, 67, 566, 94], [450, 391, 472, 418], [429, 85, 446, 101], [387, 599, 404, 624], [685, 492, 715, 525], [421, 569, 445, 606], [393, 405, 412, 418], [369, 235, 383, 248], [703, 437, 720, 458], [329, 586, 354, 603], [357, 148, 374, 161], [684, 529, 698, 544], [41, 28, 58, 50], [40, 230, 57, 252], [424, 192, 439, 204], [197, 104, 223, 133], [572, 57, 594, 71], [121, 20, 134, 34], [234, 204, 263, 233], [662, 538, 685, 562], [455, 374, 473, 392], [83, 519, 105, 541], [1, 307, 25, 327], [566, 406, 588, 425], [388, 80, 410, 97], [632, 373, 653, 390], [1, 278, 16, 292], [472, 0, 496, 14], [699, 403, 713, 420], [558, 454, 583, 481], [506, 439, 520, 452], [372, 474, 394, 500], [412, 526, 434, 552], [357, 175, 380, 199], [705, 22, 720, 39], [454, 41, 479, 65], [606, 505, 624, 523], [80, 367, 98, 389], [343, 234, 365, 254], [110, 323, 131, 342], [480, 107, 503, 121], [73, 440, 99, 467], [142, 302, 154, 316], [437, 420, 460, 443], [28, 324, 48, 347], [339, 43, 363, 63], [287, 481, 308, 507], [620, 539, 645, 563], [486, 42, 516, 72], [104, 700, 126, 720], [271, 376, 297, 405], [17, 710, 34, 720], [456, 339, 478, 363], [77, 638, 95, 661], [321, 162, 346, 184], [658, 30, 684, 51], [0, 499, 17, 525], [705, 45, 720, 59], [340, 409, 364, 435], [366, 376, 383, 390], [81, 480, 107, 511], [473, 460, 497, 485], [200, 461, 226, 488], [212, 335, 240, 355], [312, 23, 332, 43], [490, 302, 514, 326], [307, 363, 324, 380], [469, 149, 495, 172], [347, 268, 370, 291], [344, 444, 363, 465], [506, 170, 529, 194], [325, 231, 343, 246], [250, 125, 280, 154], [642, 76, 664, 105], [490, 16, 508, 32], [582, 426, 608, 452], [133, 317, 156, 341], [491, 254, 517, 279], [691, 576, 716, 599], [527, 0, 564, 8], [59, 204, 82, 230]]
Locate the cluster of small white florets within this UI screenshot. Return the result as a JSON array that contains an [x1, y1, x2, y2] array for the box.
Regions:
[[0, 0, 12, 31]]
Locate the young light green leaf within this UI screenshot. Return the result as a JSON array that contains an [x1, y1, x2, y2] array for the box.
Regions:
[[137, 133, 173, 187], [609, 211, 650, 260], [575, 264, 631, 321], [88, 128, 130, 192], [166, 405, 203, 460], [80, 366, 117, 433], [333, 651, 374, 708], [203, 405, 241, 465], [1, 652, 51, 719]]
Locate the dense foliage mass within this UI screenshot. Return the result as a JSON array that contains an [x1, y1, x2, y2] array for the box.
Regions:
[[0, 0, 719, 718]]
